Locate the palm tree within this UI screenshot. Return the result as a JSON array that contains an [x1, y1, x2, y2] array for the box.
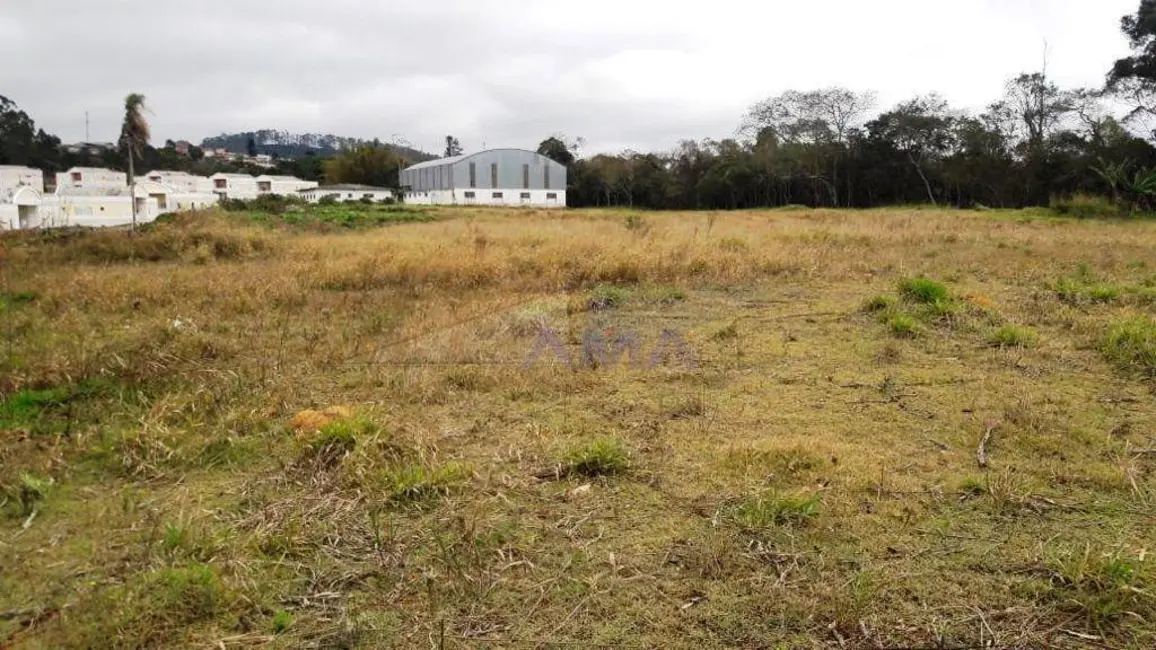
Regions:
[[119, 93, 150, 231]]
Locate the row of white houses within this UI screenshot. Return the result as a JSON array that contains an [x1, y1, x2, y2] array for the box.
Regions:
[[0, 166, 319, 230]]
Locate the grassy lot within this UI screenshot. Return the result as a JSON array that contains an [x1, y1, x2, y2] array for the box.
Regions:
[[1, 205, 1155, 648]]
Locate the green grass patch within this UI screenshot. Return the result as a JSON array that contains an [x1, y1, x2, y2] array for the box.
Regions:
[[0, 379, 120, 432], [561, 438, 630, 478], [228, 198, 435, 230], [1102, 318, 1156, 377], [888, 313, 921, 338], [724, 492, 820, 530], [989, 325, 1039, 348], [0, 290, 39, 312], [586, 284, 629, 311], [898, 277, 949, 304], [383, 461, 471, 504]]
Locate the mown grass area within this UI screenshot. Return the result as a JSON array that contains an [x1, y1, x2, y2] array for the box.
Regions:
[[225, 199, 438, 231], [2, 206, 1156, 648]]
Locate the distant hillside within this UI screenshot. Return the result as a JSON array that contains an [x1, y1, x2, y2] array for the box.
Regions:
[[200, 130, 435, 162]]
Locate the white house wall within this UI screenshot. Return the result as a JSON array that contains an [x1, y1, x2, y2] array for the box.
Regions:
[[405, 188, 565, 208], [38, 195, 161, 229], [303, 189, 394, 203], [56, 168, 128, 190], [0, 167, 44, 199], [0, 204, 17, 229]]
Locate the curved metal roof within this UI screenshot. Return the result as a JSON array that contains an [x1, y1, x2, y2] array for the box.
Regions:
[[402, 148, 553, 172]]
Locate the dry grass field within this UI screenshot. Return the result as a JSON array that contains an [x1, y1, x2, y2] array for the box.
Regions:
[[2, 205, 1156, 648]]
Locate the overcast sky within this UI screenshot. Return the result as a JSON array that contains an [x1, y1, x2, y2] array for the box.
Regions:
[[0, 0, 1140, 156]]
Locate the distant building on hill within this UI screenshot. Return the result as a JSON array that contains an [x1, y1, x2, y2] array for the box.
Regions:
[[400, 149, 566, 208]]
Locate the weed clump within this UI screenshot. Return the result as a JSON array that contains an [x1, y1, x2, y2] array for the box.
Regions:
[[383, 461, 470, 504], [298, 416, 377, 467], [1102, 317, 1156, 377], [989, 325, 1039, 348], [724, 492, 820, 530], [560, 438, 630, 478], [898, 277, 949, 304], [888, 313, 920, 338]]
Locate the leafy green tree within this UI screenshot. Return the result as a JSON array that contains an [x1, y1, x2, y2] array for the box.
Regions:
[[537, 136, 577, 166], [247, 136, 258, 158], [322, 144, 406, 188], [0, 95, 62, 171], [1109, 1, 1156, 119]]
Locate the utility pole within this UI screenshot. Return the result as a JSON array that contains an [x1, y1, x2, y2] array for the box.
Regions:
[[85, 111, 90, 142]]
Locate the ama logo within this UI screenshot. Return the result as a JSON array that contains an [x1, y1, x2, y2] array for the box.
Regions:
[[523, 325, 697, 370]]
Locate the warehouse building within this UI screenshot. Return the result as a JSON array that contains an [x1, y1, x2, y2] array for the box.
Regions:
[[400, 149, 566, 207]]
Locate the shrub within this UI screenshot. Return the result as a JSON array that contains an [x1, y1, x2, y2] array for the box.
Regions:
[[898, 277, 949, 304], [1051, 193, 1121, 219], [989, 325, 1039, 348], [1102, 317, 1156, 376], [888, 313, 920, 337], [561, 438, 630, 478], [318, 194, 338, 206], [724, 492, 820, 530]]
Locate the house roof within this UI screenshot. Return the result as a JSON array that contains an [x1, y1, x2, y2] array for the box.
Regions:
[[401, 148, 552, 172], [57, 185, 132, 197], [144, 170, 201, 178], [210, 173, 255, 179], [0, 165, 40, 171], [304, 184, 391, 192], [257, 175, 308, 181], [404, 154, 468, 172], [66, 167, 125, 174]]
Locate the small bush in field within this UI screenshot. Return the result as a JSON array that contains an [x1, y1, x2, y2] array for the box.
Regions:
[[989, 325, 1039, 348], [1051, 193, 1120, 219], [561, 438, 630, 478], [898, 277, 949, 304], [1102, 317, 1156, 376], [888, 313, 920, 337]]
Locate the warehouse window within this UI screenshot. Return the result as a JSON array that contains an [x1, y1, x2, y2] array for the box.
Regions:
[[523, 164, 530, 189], [547, 192, 558, 200], [544, 166, 551, 190], [464, 191, 475, 198], [520, 192, 531, 199], [469, 163, 476, 188], [492, 192, 503, 199], [491, 163, 498, 188]]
